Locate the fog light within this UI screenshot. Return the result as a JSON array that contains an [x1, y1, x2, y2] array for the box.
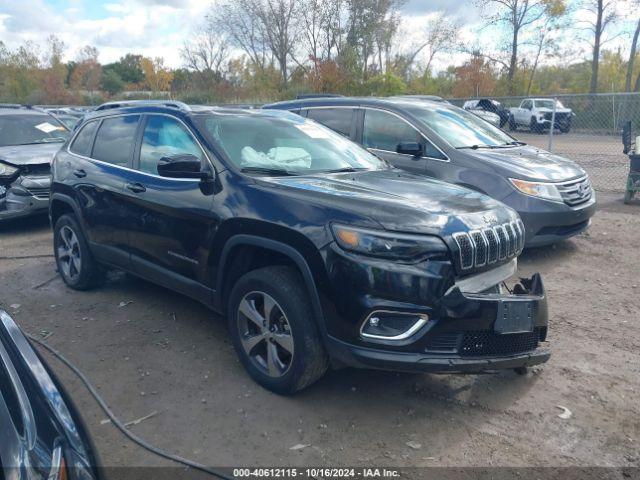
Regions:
[[360, 311, 429, 341]]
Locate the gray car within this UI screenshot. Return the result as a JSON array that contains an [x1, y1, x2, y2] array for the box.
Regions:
[[263, 97, 597, 247], [0, 106, 70, 221]]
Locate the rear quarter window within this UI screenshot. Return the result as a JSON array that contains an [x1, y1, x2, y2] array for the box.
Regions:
[[305, 108, 354, 138], [91, 115, 140, 166], [69, 121, 99, 157]]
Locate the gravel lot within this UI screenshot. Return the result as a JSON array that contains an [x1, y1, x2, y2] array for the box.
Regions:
[[0, 193, 638, 475]]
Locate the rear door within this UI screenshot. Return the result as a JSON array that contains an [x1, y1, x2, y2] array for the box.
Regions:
[[67, 114, 140, 268], [303, 107, 357, 140], [123, 114, 217, 301]]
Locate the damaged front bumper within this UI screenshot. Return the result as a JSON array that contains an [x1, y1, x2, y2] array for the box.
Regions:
[[324, 247, 550, 373], [0, 174, 51, 220]]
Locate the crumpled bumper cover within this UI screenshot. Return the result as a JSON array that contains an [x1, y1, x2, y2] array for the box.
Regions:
[[0, 175, 50, 220], [325, 273, 551, 373]]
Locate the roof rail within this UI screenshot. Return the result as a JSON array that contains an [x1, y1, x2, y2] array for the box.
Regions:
[[94, 100, 191, 112], [0, 103, 26, 109], [295, 93, 344, 100]]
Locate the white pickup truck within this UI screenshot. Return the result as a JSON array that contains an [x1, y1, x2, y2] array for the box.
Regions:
[[508, 98, 574, 133]]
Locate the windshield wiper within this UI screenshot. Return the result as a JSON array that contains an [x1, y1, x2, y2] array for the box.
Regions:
[[457, 144, 495, 150], [505, 141, 526, 146], [322, 167, 368, 173], [240, 167, 299, 176]]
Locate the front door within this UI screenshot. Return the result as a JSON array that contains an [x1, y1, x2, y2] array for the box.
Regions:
[[361, 108, 448, 176], [122, 114, 217, 300]]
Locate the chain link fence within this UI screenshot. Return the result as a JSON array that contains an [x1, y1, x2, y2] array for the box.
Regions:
[[448, 93, 639, 193]]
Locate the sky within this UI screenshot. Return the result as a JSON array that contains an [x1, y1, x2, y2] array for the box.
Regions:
[[0, 0, 634, 71], [0, 0, 481, 69]]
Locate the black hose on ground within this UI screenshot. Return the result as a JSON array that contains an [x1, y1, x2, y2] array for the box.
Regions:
[[27, 334, 234, 480]]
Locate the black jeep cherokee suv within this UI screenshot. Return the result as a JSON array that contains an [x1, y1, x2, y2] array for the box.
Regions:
[[50, 102, 550, 394]]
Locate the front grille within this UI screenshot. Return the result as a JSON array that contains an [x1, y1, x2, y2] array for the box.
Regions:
[[425, 327, 545, 357], [459, 328, 543, 357], [556, 176, 593, 206], [453, 219, 524, 272], [26, 187, 50, 199]]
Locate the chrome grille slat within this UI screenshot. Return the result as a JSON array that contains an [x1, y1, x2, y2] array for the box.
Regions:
[[455, 220, 525, 271], [556, 176, 592, 206]]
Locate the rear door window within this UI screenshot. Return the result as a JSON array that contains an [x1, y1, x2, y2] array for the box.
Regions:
[[92, 115, 140, 167], [305, 108, 354, 138], [70, 120, 99, 157]]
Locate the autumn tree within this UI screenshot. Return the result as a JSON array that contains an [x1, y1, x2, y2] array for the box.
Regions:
[[41, 35, 69, 103], [70, 46, 102, 101], [452, 53, 498, 98], [141, 57, 174, 93]]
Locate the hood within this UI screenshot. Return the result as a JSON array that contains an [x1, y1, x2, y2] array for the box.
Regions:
[[465, 144, 586, 182], [0, 143, 62, 166], [537, 107, 572, 114], [262, 169, 517, 235]]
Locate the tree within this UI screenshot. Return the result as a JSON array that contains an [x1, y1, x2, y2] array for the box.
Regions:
[[399, 11, 460, 80], [475, 0, 566, 94], [141, 57, 173, 93], [216, 0, 270, 74], [181, 15, 230, 88], [70, 46, 102, 101], [41, 35, 69, 103], [103, 54, 145, 85], [580, 0, 620, 93], [625, 1, 640, 92], [102, 70, 125, 96]]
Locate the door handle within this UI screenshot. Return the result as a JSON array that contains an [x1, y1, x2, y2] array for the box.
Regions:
[[125, 182, 146, 193], [73, 169, 87, 178]]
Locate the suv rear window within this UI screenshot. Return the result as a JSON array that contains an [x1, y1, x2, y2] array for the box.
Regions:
[[92, 115, 140, 166], [70, 120, 99, 157], [305, 108, 354, 137]]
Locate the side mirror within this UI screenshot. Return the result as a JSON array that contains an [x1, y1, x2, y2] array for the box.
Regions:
[[157, 154, 211, 180], [396, 142, 423, 157]]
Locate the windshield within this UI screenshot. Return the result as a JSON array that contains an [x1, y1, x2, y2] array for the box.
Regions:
[[197, 113, 386, 175], [0, 114, 70, 147], [407, 104, 515, 149], [535, 99, 564, 109]]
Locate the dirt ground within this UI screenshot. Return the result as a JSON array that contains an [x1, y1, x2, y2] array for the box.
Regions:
[[0, 192, 638, 473]]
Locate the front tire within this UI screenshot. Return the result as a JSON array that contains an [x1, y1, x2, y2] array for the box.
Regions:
[[530, 117, 541, 134], [53, 214, 105, 290], [227, 266, 329, 394]]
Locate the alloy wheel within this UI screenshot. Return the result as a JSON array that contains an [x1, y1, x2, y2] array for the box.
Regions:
[[237, 291, 294, 378], [57, 225, 82, 281]]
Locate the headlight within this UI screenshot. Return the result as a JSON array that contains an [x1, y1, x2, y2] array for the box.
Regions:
[[0, 162, 18, 178], [509, 178, 562, 202], [331, 224, 448, 260]]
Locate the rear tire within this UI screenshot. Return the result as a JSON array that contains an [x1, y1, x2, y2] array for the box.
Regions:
[[53, 214, 105, 290], [227, 266, 329, 394]]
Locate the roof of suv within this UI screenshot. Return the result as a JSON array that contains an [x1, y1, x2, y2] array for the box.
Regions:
[[0, 105, 52, 116], [81, 103, 300, 123], [263, 96, 446, 111]]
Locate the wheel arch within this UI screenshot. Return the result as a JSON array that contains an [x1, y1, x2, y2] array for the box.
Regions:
[[49, 193, 82, 227], [215, 234, 329, 338]]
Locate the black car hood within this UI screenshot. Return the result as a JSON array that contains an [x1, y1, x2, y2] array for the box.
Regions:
[[262, 169, 517, 235], [467, 144, 586, 182], [0, 143, 62, 166]]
